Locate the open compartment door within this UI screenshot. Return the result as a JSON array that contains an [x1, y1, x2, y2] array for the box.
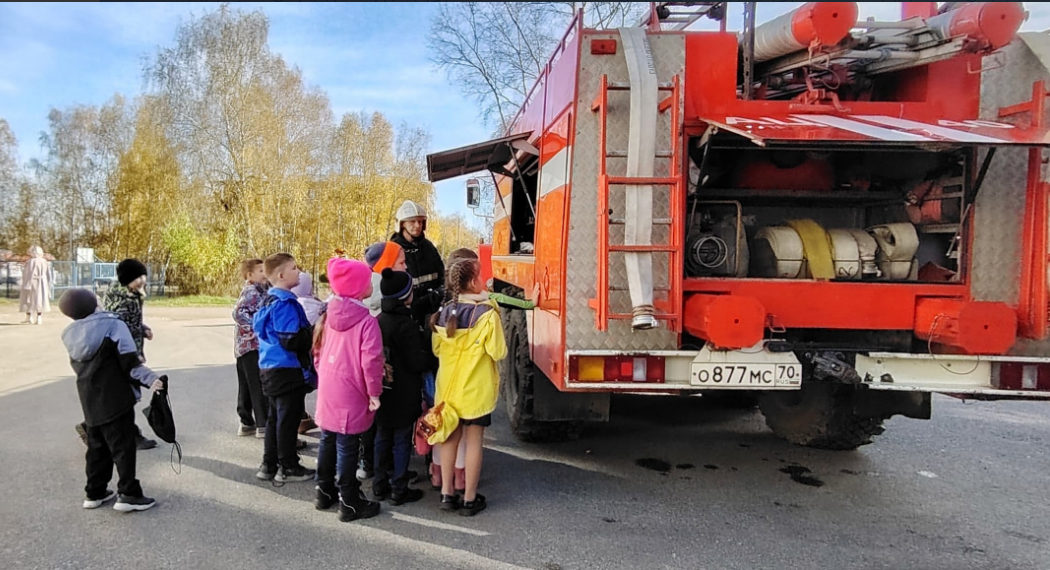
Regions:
[[426, 132, 535, 182]]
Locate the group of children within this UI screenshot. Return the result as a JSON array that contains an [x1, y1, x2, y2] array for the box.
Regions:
[[60, 200, 508, 521], [233, 246, 504, 522], [229, 202, 507, 521]]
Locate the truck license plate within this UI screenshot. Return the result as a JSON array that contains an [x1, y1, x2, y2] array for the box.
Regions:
[[690, 363, 802, 387]]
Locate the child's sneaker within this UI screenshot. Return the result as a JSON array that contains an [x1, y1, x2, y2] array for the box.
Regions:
[[315, 486, 338, 510], [255, 463, 278, 481], [113, 495, 157, 512], [83, 490, 117, 509], [136, 434, 158, 450], [238, 423, 255, 437], [458, 494, 487, 517], [389, 487, 424, 506], [356, 459, 374, 481], [339, 494, 380, 523], [275, 464, 316, 483], [439, 493, 461, 512]]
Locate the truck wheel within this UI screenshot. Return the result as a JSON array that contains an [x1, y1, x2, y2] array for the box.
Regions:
[[758, 384, 887, 450], [501, 308, 583, 443]]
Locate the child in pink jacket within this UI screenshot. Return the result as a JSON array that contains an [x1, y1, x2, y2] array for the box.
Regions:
[[311, 257, 384, 523]]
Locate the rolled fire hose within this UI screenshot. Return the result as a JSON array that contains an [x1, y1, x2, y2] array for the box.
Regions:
[[619, 27, 659, 330], [845, 228, 880, 278], [753, 226, 805, 278], [869, 223, 920, 280], [827, 228, 861, 280], [785, 219, 836, 280]]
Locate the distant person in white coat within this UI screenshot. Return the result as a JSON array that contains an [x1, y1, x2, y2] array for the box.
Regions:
[[19, 246, 51, 325]]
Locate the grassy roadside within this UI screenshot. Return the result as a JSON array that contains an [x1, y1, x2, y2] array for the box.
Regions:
[[2, 294, 236, 308], [147, 295, 237, 307]]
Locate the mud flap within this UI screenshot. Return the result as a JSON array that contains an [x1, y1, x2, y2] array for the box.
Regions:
[[853, 389, 931, 420], [533, 369, 611, 422]]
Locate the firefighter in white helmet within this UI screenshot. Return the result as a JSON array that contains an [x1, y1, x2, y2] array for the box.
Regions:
[[390, 200, 446, 322]]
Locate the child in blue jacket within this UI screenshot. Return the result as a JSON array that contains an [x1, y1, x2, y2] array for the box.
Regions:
[[252, 252, 317, 483]]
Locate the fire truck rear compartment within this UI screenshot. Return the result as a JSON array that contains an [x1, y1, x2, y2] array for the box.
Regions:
[[684, 141, 970, 285]]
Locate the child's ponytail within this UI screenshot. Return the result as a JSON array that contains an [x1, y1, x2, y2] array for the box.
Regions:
[[312, 311, 328, 357], [436, 259, 480, 338]]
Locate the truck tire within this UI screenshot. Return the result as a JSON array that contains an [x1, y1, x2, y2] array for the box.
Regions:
[[758, 384, 887, 450], [500, 308, 583, 443]]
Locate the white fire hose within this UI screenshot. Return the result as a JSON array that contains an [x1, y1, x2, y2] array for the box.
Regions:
[[619, 27, 659, 330]]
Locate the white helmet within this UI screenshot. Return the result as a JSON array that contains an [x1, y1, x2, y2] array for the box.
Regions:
[[396, 200, 428, 229]]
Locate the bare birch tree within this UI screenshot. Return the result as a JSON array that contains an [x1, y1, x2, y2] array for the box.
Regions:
[[427, 2, 648, 131]]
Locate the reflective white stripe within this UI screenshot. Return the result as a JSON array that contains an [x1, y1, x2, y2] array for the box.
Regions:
[[412, 273, 439, 286], [792, 114, 935, 142], [855, 115, 1008, 143], [539, 146, 571, 197]]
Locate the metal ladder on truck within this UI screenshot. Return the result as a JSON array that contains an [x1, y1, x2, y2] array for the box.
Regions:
[[588, 73, 685, 333]]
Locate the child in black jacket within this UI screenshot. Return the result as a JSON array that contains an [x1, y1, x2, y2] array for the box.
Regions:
[[59, 288, 165, 512], [373, 268, 428, 505]]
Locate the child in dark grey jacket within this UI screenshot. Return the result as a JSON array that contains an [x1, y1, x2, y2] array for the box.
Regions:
[[60, 288, 165, 512]]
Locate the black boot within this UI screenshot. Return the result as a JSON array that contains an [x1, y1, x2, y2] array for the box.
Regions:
[[315, 486, 338, 511], [339, 492, 380, 523], [389, 487, 425, 506]]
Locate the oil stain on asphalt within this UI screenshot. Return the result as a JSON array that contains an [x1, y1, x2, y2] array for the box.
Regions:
[[780, 464, 825, 487]]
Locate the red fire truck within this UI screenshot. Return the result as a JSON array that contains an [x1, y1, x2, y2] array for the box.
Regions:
[[426, 2, 1050, 449]]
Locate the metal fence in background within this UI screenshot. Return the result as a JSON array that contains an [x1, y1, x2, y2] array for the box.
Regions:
[[1, 261, 167, 300]]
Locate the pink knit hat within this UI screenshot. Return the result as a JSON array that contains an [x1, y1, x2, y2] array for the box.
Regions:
[[327, 257, 372, 298]]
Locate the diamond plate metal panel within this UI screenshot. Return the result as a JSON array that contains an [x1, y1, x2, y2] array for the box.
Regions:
[[566, 32, 684, 351], [978, 35, 1050, 356]]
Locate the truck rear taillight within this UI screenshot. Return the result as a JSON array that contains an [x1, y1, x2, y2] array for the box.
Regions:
[[569, 355, 665, 383], [994, 362, 1050, 391]]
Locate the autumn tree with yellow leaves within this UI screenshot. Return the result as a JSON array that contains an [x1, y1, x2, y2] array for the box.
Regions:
[[2, 3, 481, 294]]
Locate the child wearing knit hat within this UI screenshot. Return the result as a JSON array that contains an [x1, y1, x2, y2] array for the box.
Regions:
[[357, 241, 407, 481], [59, 287, 166, 513], [371, 268, 428, 505], [311, 257, 385, 522], [363, 241, 406, 317], [100, 258, 157, 451]]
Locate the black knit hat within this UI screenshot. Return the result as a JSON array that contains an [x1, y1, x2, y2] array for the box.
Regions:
[[59, 288, 99, 320], [380, 268, 413, 300], [117, 259, 148, 286]]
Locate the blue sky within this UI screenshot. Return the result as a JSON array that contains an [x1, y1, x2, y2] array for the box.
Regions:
[[2, 2, 1050, 222]]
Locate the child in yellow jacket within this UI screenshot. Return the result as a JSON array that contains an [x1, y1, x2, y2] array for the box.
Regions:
[[428, 258, 506, 516]]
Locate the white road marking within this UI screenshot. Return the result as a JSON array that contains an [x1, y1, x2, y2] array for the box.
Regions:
[[390, 512, 491, 536], [855, 115, 1007, 143], [918, 471, 939, 478], [169, 465, 530, 570], [792, 114, 935, 142]]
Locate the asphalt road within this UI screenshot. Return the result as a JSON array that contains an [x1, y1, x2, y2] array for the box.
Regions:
[[1, 305, 1048, 570]]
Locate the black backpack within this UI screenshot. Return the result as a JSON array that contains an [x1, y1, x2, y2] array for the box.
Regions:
[[142, 375, 182, 473]]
